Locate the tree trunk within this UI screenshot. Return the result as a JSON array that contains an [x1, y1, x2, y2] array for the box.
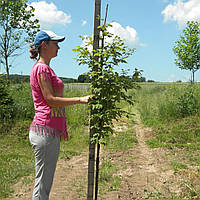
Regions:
[[192, 70, 195, 83], [5, 56, 9, 80], [87, 0, 101, 200], [3, 29, 10, 80]]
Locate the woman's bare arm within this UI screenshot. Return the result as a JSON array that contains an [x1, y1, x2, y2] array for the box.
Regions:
[[39, 73, 89, 107]]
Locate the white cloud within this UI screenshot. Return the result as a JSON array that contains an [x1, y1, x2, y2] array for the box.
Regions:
[[162, 0, 200, 28], [81, 22, 143, 52], [81, 20, 87, 26], [106, 22, 143, 47], [29, 1, 71, 29], [81, 35, 93, 52]]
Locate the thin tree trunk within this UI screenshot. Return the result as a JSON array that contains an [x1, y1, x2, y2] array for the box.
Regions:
[[94, 4, 108, 200], [87, 0, 101, 199], [4, 25, 9, 80], [5, 56, 9, 80], [192, 70, 195, 83]]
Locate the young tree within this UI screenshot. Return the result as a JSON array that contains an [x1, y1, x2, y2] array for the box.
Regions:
[[173, 21, 200, 82], [73, 22, 136, 199], [0, 0, 40, 79]]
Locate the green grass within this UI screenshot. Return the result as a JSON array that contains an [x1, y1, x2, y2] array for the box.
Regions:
[[170, 161, 188, 173], [4, 81, 200, 199], [105, 127, 138, 152], [0, 123, 34, 198], [99, 158, 121, 194], [136, 82, 200, 199]]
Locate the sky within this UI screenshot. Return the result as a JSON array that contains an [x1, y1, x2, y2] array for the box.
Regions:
[[4, 0, 200, 82]]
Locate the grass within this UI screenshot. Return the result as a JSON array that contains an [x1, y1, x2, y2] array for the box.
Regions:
[[136, 82, 200, 199], [0, 123, 34, 198], [99, 158, 121, 194], [3, 81, 200, 199], [105, 126, 138, 152]]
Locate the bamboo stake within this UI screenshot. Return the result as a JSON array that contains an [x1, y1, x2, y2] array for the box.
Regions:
[[87, 0, 101, 199]]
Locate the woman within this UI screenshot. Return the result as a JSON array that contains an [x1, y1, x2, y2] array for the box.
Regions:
[[29, 30, 90, 200]]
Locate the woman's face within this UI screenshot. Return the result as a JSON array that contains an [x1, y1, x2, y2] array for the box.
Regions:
[[44, 40, 60, 58]]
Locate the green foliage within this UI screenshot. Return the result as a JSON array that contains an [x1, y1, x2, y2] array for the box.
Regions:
[[136, 82, 200, 150], [77, 73, 90, 83], [0, 0, 40, 41], [173, 21, 200, 82], [0, 0, 40, 79], [0, 78, 15, 121], [132, 68, 146, 82], [0, 82, 34, 135], [137, 83, 200, 125], [60, 77, 78, 84], [73, 23, 137, 144], [10, 83, 34, 120], [176, 85, 199, 117]]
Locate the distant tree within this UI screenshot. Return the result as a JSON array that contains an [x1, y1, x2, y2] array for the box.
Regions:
[[173, 21, 200, 82], [147, 80, 155, 82], [78, 73, 90, 83], [137, 77, 146, 82], [60, 77, 77, 83], [132, 68, 145, 82], [0, 0, 40, 79]]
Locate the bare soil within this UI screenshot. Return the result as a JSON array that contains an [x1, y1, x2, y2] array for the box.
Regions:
[[7, 113, 183, 200]]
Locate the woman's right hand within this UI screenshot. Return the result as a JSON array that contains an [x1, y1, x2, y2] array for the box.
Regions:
[[79, 95, 91, 104]]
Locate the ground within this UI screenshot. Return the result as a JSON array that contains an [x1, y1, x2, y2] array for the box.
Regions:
[[7, 113, 181, 200]]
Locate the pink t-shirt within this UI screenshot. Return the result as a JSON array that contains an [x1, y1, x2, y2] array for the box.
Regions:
[[30, 62, 68, 140]]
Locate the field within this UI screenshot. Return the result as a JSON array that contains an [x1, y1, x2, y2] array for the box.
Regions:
[[1, 82, 200, 199]]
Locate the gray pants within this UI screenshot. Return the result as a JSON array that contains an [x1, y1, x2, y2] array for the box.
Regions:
[[29, 130, 60, 200]]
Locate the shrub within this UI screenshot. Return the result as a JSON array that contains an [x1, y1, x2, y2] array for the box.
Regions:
[[0, 79, 15, 121], [10, 83, 34, 120], [176, 85, 199, 117]]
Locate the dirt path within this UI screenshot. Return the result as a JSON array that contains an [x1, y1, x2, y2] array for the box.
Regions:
[[100, 115, 175, 200], [8, 113, 177, 200]]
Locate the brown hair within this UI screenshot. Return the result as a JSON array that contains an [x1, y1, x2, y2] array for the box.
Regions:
[[29, 47, 39, 60], [29, 41, 49, 60]]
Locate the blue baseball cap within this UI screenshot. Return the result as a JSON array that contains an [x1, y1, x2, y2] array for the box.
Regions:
[[34, 30, 65, 47]]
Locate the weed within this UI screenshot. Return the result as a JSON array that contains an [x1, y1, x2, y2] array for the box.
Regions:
[[171, 161, 188, 173], [99, 158, 121, 194]]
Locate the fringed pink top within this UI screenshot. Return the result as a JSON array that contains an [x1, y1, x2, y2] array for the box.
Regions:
[[29, 62, 68, 140]]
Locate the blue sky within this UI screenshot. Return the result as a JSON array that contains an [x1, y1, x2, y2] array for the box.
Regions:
[[5, 0, 200, 82]]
